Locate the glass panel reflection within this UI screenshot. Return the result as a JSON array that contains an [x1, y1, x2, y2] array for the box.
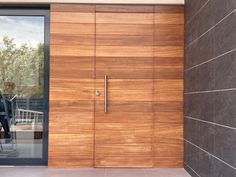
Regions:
[[0, 16, 45, 158]]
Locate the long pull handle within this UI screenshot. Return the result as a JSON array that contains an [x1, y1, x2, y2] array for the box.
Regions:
[[104, 75, 108, 113]]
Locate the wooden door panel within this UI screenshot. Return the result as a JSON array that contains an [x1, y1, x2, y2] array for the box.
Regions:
[[154, 24, 184, 46], [96, 79, 153, 102], [95, 112, 153, 123], [95, 101, 153, 113], [96, 46, 153, 57], [96, 24, 154, 36], [95, 57, 153, 79], [96, 57, 153, 69], [95, 156, 153, 167], [95, 144, 152, 156], [96, 13, 153, 24], [95, 79, 153, 90], [95, 7, 154, 167], [96, 35, 153, 46], [96, 5, 154, 13], [96, 69, 153, 79]]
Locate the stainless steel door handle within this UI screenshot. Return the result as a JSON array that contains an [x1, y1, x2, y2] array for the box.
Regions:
[[104, 75, 108, 113]]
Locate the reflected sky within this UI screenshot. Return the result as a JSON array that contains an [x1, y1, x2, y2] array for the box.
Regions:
[[0, 16, 44, 48]]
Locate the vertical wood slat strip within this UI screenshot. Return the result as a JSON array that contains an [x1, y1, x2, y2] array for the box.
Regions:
[[49, 4, 96, 167], [154, 5, 184, 168]]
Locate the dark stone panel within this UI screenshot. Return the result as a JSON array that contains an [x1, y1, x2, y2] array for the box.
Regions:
[[185, 0, 209, 23], [184, 141, 214, 177], [184, 92, 214, 122], [197, 1, 215, 37], [185, 30, 214, 69], [185, 118, 215, 155], [185, 61, 214, 92], [214, 12, 236, 57], [185, 1, 236, 177], [212, 0, 236, 25], [185, 39, 199, 69], [214, 50, 236, 90], [214, 90, 236, 128], [197, 148, 214, 177], [185, 13, 200, 45], [186, 0, 236, 47], [184, 118, 200, 146], [184, 141, 199, 174], [198, 121, 215, 154], [213, 158, 236, 177], [214, 126, 236, 167]]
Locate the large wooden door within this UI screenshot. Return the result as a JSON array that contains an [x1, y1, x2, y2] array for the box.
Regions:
[[94, 5, 154, 167], [49, 4, 184, 168]]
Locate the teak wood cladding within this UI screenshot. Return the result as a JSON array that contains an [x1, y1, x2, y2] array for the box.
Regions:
[[49, 4, 95, 167], [94, 7, 154, 167], [49, 4, 184, 168], [154, 6, 184, 167]]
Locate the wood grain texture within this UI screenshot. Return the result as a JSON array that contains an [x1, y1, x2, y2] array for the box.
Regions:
[[51, 12, 95, 23], [154, 5, 184, 168], [49, 4, 184, 168], [96, 13, 154, 24], [49, 4, 95, 167], [51, 23, 95, 35], [154, 5, 184, 13], [51, 4, 95, 12], [96, 5, 154, 13], [95, 6, 154, 167], [96, 24, 154, 35]]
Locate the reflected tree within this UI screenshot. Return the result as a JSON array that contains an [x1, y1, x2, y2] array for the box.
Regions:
[[0, 36, 44, 97]]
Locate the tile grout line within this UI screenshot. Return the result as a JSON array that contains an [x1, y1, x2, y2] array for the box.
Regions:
[[184, 116, 236, 131], [185, 0, 211, 26], [185, 48, 236, 71], [184, 139, 236, 171], [185, 9, 236, 49], [184, 162, 201, 177], [184, 88, 236, 94]]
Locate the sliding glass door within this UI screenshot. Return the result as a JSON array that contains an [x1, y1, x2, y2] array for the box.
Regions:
[[0, 8, 49, 165]]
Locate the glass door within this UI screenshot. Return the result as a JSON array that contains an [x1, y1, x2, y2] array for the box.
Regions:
[[0, 8, 49, 165]]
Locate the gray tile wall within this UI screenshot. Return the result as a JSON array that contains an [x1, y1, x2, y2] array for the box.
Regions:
[[184, 0, 236, 176]]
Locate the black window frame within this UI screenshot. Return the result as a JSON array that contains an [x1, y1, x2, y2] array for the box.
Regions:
[[0, 5, 50, 166]]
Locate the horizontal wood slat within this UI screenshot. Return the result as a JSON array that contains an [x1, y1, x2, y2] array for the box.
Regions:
[[154, 6, 184, 13], [96, 13, 153, 24], [51, 4, 95, 12], [51, 12, 95, 23], [51, 23, 95, 35], [96, 35, 153, 46], [96, 24, 154, 35], [96, 5, 154, 13]]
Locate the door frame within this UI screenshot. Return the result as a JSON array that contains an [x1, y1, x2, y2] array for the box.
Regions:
[[0, 6, 50, 166]]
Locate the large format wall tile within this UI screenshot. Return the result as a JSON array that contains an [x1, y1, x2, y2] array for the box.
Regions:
[[185, 0, 236, 176]]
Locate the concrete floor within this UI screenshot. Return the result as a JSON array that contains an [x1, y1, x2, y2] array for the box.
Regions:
[[0, 167, 191, 177]]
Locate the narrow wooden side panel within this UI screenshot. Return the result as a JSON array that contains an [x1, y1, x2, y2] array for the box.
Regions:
[[154, 5, 184, 168], [49, 4, 95, 167]]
